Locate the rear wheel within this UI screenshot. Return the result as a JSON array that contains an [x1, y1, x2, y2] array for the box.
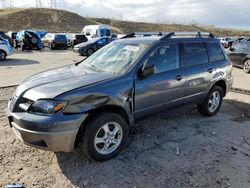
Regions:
[[87, 48, 94, 56], [20, 42, 25, 51], [197, 86, 223, 116], [243, 60, 250, 73], [82, 112, 129, 161], [0, 50, 6, 61]]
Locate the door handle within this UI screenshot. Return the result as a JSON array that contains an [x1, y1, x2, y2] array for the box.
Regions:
[[175, 75, 185, 81], [207, 68, 214, 73]]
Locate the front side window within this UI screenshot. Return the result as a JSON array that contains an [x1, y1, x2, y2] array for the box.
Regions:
[[184, 43, 208, 66], [78, 42, 149, 75], [207, 42, 225, 62], [144, 43, 180, 74]]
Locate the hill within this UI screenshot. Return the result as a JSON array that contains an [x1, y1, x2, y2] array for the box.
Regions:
[[0, 8, 250, 37], [0, 8, 97, 33]]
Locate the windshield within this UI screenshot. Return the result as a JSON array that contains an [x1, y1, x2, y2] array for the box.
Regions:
[[78, 42, 149, 75], [55, 35, 67, 40]]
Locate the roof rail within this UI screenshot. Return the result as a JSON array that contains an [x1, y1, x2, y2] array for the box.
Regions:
[[160, 32, 215, 40], [121, 32, 168, 39]]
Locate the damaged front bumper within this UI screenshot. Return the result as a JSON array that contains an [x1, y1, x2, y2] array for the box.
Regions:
[[5, 106, 88, 152]]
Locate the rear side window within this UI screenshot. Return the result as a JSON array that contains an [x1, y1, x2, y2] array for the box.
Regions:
[[207, 43, 225, 62], [183, 43, 208, 67]]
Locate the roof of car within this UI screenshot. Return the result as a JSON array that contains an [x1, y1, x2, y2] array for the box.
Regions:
[[116, 37, 161, 44], [115, 35, 219, 45]]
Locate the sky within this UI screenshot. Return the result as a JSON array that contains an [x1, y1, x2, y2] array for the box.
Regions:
[[9, 0, 250, 30]]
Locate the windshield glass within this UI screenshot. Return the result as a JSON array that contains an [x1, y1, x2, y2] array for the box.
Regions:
[[78, 42, 149, 75], [55, 35, 67, 40]]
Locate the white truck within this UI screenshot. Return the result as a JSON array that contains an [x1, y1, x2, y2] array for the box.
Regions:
[[82, 25, 111, 40]]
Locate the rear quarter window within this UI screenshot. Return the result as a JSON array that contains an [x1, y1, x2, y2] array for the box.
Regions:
[[183, 43, 208, 67], [207, 42, 225, 62]]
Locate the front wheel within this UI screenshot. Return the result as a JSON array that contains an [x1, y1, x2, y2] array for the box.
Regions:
[[197, 86, 223, 116], [243, 60, 250, 73], [82, 112, 129, 161], [87, 48, 94, 56], [0, 50, 6, 61], [21, 42, 25, 51]]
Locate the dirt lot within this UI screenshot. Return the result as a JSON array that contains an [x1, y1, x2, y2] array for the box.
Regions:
[[0, 86, 250, 188]]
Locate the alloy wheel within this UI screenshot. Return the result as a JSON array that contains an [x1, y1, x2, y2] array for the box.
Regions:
[[208, 90, 221, 113], [243, 60, 250, 73], [94, 122, 123, 155]]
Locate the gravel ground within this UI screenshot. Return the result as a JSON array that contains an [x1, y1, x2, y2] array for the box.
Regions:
[[0, 87, 250, 188]]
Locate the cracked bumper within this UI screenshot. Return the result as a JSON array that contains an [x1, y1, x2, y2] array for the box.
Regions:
[[6, 107, 88, 152]]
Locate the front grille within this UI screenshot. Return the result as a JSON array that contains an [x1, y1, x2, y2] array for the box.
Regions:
[[9, 96, 34, 112]]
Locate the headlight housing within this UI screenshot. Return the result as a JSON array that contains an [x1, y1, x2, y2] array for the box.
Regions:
[[28, 100, 68, 115]]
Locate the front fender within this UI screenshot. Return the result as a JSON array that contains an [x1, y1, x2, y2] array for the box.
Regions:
[[57, 76, 134, 120]]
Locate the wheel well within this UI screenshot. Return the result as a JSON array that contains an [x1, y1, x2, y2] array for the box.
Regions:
[[74, 105, 130, 146], [243, 58, 250, 64], [213, 80, 226, 97], [0, 50, 7, 56]]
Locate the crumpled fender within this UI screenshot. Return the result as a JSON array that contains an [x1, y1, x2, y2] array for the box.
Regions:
[[57, 76, 134, 123]]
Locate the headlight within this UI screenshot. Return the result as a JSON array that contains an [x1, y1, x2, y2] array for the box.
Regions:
[[28, 100, 68, 114]]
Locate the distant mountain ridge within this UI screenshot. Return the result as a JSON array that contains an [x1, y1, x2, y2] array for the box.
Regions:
[[0, 8, 250, 37]]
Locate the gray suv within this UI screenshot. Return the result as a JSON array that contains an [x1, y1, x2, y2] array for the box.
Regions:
[[6, 32, 233, 161]]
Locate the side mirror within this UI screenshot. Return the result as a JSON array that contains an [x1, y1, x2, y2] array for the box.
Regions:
[[139, 64, 155, 78]]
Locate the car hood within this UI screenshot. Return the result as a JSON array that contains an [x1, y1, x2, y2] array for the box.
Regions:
[[74, 42, 90, 48], [15, 64, 114, 101]]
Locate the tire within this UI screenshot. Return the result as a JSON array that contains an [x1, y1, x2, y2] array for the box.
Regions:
[[243, 60, 250, 73], [20, 43, 24, 51], [0, 50, 6, 61], [82, 112, 129, 161], [49, 43, 54, 50], [87, 48, 94, 56], [197, 86, 223, 116], [14, 41, 18, 49]]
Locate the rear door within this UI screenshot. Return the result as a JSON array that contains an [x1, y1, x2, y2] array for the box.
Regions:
[[134, 42, 186, 119], [182, 42, 213, 103]]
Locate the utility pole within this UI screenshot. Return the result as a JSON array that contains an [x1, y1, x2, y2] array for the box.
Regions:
[[0, 0, 6, 8], [47, 0, 57, 9], [0, 0, 13, 8], [36, 0, 43, 8]]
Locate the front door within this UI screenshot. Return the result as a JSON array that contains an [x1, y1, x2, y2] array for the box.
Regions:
[[134, 43, 186, 119]]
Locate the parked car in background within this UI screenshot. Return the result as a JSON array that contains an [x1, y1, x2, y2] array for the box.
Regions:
[[229, 37, 250, 50], [82, 25, 111, 40], [0, 36, 13, 61], [73, 37, 115, 56], [15, 30, 43, 51], [67, 33, 88, 48], [6, 32, 233, 161], [42, 33, 67, 50], [228, 41, 250, 73], [6, 31, 17, 46], [0, 31, 12, 45], [36, 30, 48, 39], [220, 38, 229, 48]]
